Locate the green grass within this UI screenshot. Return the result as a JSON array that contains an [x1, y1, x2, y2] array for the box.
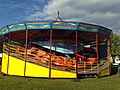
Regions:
[[0, 74, 120, 90]]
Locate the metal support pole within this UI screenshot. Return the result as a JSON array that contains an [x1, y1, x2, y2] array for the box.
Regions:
[[49, 23, 53, 79], [107, 40, 111, 75], [7, 26, 11, 75], [75, 30, 78, 79], [91, 64, 93, 71], [96, 34, 99, 76], [24, 24, 28, 78], [84, 62, 86, 73]]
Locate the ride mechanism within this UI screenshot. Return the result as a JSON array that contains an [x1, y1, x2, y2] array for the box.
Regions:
[[0, 11, 112, 79]]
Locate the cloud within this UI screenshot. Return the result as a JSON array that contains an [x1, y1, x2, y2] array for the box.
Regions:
[[25, 0, 120, 34], [0, 1, 44, 21]]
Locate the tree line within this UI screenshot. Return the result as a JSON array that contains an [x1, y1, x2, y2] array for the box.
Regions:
[[111, 33, 120, 56], [0, 34, 3, 53]]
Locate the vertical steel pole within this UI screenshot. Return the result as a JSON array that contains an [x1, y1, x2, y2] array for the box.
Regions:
[[7, 26, 11, 75], [107, 40, 111, 75], [96, 34, 99, 76], [24, 23, 28, 78], [49, 22, 53, 79], [75, 30, 78, 79]]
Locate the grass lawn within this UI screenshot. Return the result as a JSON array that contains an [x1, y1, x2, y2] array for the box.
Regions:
[[0, 74, 120, 90]]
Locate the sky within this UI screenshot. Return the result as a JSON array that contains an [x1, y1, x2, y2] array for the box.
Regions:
[[0, 0, 120, 34]]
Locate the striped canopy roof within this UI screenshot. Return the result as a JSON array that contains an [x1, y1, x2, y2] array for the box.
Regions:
[[0, 21, 112, 43]]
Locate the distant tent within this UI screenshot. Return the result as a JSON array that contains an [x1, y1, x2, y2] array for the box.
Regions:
[[0, 53, 2, 58]]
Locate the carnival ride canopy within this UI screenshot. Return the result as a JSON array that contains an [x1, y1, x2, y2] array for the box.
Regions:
[[0, 21, 112, 44]]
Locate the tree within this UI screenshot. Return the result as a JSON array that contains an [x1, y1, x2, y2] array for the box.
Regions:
[[111, 33, 120, 56], [0, 34, 3, 53]]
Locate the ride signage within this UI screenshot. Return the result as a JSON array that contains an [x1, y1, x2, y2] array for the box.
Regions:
[[1, 26, 9, 34], [52, 21, 77, 30], [78, 23, 99, 32], [26, 21, 50, 29], [8, 23, 26, 32]]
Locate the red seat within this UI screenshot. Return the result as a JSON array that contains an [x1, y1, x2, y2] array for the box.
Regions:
[[87, 58, 97, 64]]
